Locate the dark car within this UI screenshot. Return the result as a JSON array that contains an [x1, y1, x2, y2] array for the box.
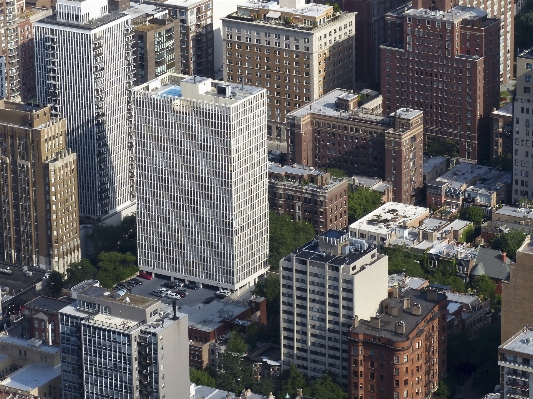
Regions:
[[175, 289, 187, 296], [128, 278, 142, 286], [185, 282, 198, 290], [202, 296, 216, 304]]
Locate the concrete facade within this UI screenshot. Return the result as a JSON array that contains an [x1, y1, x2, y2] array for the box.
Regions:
[[498, 326, 533, 399], [490, 102, 513, 160], [280, 230, 389, 385], [512, 49, 533, 204]]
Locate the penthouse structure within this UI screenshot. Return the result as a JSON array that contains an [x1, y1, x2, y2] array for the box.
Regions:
[[501, 235, 533, 342], [126, 2, 180, 84], [426, 162, 511, 212], [133, 74, 268, 290], [131, 0, 214, 78], [287, 89, 425, 204], [498, 326, 533, 399], [22, 296, 73, 345], [222, 0, 356, 143], [348, 288, 448, 399], [268, 163, 349, 233], [380, 1, 501, 162], [0, 101, 80, 272], [34, 0, 136, 218], [490, 102, 513, 160], [512, 49, 533, 204], [280, 230, 389, 385], [59, 286, 189, 399]]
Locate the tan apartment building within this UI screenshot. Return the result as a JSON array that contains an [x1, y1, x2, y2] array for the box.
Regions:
[[132, 0, 214, 78], [490, 102, 513, 160], [268, 163, 349, 233], [127, 3, 180, 84], [501, 235, 533, 342], [222, 0, 356, 143], [287, 89, 425, 204], [0, 101, 80, 272]]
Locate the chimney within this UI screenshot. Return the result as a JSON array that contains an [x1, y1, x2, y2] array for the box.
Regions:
[[392, 286, 400, 298], [297, 389, 303, 396], [371, 316, 381, 329], [502, 252, 506, 263], [352, 315, 359, 328], [395, 320, 406, 334], [412, 303, 422, 316], [427, 289, 438, 301], [403, 297, 411, 309]]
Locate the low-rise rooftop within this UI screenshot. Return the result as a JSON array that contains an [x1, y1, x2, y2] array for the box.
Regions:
[[24, 297, 72, 313], [78, 286, 159, 310], [0, 336, 58, 355], [423, 156, 447, 174], [180, 300, 249, 333], [492, 102, 513, 117], [500, 326, 533, 355], [0, 363, 60, 392]]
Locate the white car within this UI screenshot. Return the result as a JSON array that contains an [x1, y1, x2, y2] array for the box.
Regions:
[[215, 289, 230, 297], [166, 292, 181, 300]]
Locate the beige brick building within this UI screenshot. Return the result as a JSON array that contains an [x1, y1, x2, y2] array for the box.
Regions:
[[0, 101, 80, 272], [501, 235, 533, 342], [222, 0, 356, 143]]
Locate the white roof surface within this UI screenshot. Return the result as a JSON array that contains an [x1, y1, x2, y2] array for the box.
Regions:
[[501, 329, 533, 355], [349, 202, 428, 236], [0, 363, 61, 391]]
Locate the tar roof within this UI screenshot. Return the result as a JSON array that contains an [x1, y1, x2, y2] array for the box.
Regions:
[[0, 363, 61, 391], [24, 296, 71, 313], [180, 300, 249, 332], [0, 336, 59, 354], [351, 289, 445, 341]]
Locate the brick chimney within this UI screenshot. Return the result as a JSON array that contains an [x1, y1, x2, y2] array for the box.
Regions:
[[502, 252, 506, 263]]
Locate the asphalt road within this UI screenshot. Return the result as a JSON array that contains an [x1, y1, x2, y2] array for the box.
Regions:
[[128, 276, 220, 307]]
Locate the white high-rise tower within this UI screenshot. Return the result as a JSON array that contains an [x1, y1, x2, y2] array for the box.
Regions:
[[34, 0, 135, 218], [132, 74, 269, 290]]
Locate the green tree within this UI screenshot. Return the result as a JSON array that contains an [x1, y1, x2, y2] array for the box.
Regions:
[[425, 138, 459, 157], [310, 372, 347, 399], [253, 274, 280, 344], [515, 11, 533, 50], [459, 224, 474, 243], [190, 367, 216, 387], [47, 270, 64, 297], [280, 363, 309, 398], [95, 251, 138, 288], [470, 275, 496, 302], [434, 379, 451, 398], [383, 245, 425, 277], [66, 258, 97, 285], [251, 378, 275, 396], [489, 153, 512, 172], [332, 3, 342, 13], [458, 206, 484, 227], [227, 331, 249, 355], [491, 229, 527, 260], [89, 214, 137, 257], [327, 168, 347, 178], [348, 187, 382, 223], [269, 211, 316, 269]]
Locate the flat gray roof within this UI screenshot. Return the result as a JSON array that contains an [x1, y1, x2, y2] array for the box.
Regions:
[[501, 328, 533, 355], [493, 102, 513, 117], [0, 336, 59, 354], [0, 363, 61, 391]]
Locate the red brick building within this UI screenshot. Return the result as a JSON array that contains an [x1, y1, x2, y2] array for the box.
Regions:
[[286, 89, 425, 204], [21, 296, 72, 346], [268, 163, 349, 233], [348, 288, 447, 399], [380, 0, 500, 162]]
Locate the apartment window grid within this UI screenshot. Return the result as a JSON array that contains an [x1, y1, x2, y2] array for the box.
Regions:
[[133, 82, 268, 289]]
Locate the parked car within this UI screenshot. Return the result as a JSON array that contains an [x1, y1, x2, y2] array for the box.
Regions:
[[150, 291, 163, 298], [166, 292, 181, 300], [175, 289, 187, 297], [185, 282, 197, 290], [138, 272, 153, 280], [215, 290, 230, 298], [128, 278, 142, 286], [202, 296, 216, 304]]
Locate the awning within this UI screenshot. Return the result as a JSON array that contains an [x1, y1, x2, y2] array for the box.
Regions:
[[266, 11, 281, 18]]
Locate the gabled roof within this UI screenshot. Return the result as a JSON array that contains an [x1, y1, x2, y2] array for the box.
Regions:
[[475, 247, 510, 281]]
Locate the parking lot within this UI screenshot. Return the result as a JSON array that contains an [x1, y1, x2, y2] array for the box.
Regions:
[[127, 276, 221, 307]]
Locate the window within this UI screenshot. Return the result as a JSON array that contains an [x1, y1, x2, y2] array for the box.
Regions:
[[526, 75, 532, 82], [527, 63, 533, 70], [525, 87, 531, 94]]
